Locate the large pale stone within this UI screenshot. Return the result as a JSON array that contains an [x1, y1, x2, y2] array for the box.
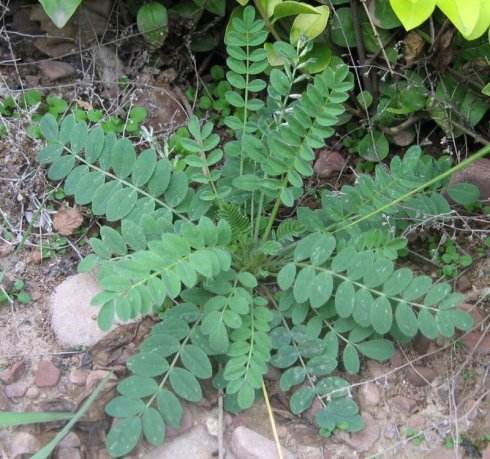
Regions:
[[50, 273, 108, 348], [144, 425, 217, 459]]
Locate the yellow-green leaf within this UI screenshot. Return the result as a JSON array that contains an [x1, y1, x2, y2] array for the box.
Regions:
[[290, 5, 329, 44], [389, 0, 436, 30], [436, 0, 480, 37]]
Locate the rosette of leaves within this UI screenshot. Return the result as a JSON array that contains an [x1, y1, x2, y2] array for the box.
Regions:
[[37, 6, 476, 457]]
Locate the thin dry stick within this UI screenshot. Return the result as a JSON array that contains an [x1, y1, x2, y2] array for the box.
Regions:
[[359, 0, 394, 75], [218, 390, 224, 459], [261, 380, 284, 459]]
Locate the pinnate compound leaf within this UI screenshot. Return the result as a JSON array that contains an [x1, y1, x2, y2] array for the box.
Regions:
[[290, 386, 316, 414], [169, 368, 202, 402], [142, 407, 165, 446], [127, 352, 169, 377], [105, 396, 145, 418], [309, 271, 333, 308], [343, 343, 360, 374], [277, 263, 296, 290], [357, 339, 394, 361], [106, 417, 141, 458], [369, 296, 393, 334], [280, 367, 306, 391], [395, 302, 418, 337], [180, 344, 213, 379], [447, 182, 480, 206], [117, 376, 158, 398], [157, 388, 183, 428]]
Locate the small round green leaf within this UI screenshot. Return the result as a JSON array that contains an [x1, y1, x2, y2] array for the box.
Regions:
[[106, 417, 142, 458]]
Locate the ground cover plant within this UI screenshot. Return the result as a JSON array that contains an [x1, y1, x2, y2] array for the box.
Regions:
[[33, 4, 490, 456]]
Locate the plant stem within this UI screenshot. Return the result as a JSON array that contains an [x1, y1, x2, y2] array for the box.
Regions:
[[253, 0, 281, 40]]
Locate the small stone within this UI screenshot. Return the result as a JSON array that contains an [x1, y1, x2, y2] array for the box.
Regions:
[[264, 365, 281, 381], [206, 416, 219, 437], [35, 360, 61, 387], [0, 360, 26, 384], [314, 150, 346, 178], [94, 46, 124, 88], [53, 207, 84, 236], [26, 387, 40, 399], [457, 275, 472, 292], [406, 365, 437, 386], [389, 350, 403, 367], [338, 413, 379, 453], [0, 243, 14, 257], [392, 395, 417, 414], [5, 381, 29, 398], [86, 370, 113, 390], [55, 447, 81, 459], [9, 432, 41, 458], [412, 335, 431, 355], [29, 249, 44, 264], [39, 61, 76, 81], [231, 426, 295, 459], [58, 432, 81, 448], [482, 445, 490, 459], [407, 414, 426, 430], [361, 382, 380, 407], [460, 330, 490, 354], [366, 361, 391, 380], [69, 368, 89, 386]]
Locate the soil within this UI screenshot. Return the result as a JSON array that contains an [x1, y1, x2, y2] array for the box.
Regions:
[[0, 4, 489, 459]]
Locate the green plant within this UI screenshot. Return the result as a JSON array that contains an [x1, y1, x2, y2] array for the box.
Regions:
[[429, 239, 473, 278], [390, 0, 490, 40], [0, 274, 31, 305], [36, 6, 488, 457], [404, 427, 425, 446]]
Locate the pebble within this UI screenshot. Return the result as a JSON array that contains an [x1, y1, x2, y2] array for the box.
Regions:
[[482, 445, 490, 459], [461, 330, 490, 354], [35, 360, 61, 387], [9, 432, 41, 458], [412, 335, 431, 355], [231, 426, 295, 459], [406, 365, 437, 386], [205, 416, 219, 437], [392, 395, 417, 414], [0, 360, 26, 384], [361, 382, 381, 407], [5, 381, 29, 399], [58, 432, 81, 448], [55, 447, 82, 459], [26, 386, 40, 399], [86, 370, 113, 390], [457, 275, 472, 292], [313, 150, 346, 178], [39, 61, 75, 81], [69, 368, 89, 386], [337, 413, 380, 453]]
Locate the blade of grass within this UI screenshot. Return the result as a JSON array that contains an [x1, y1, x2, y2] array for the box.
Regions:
[[0, 412, 73, 427]]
